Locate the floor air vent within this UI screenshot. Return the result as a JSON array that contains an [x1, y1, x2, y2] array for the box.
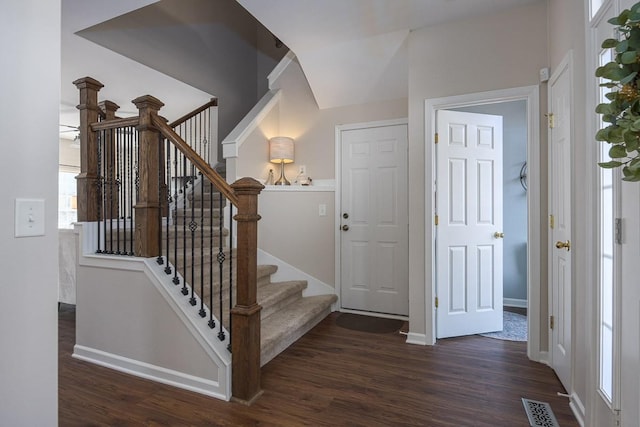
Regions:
[[521, 398, 560, 427]]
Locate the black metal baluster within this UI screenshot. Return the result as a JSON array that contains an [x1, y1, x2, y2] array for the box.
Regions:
[[189, 162, 197, 306], [107, 128, 114, 254], [127, 127, 133, 255], [218, 191, 226, 342], [208, 178, 215, 329], [172, 145, 180, 285], [116, 128, 122, 255], [123, 127, 129, 255], [181, 155, 188, 296], [199, 176, 206, 318], [156, 133, 164, 266], [164, 138, 172, 274], [227, 202, 233, 350], [204, 106, 210, 164], [96, 130, 103, 254]]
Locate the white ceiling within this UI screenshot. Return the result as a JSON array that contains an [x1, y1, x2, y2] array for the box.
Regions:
[[61, 0, 543, 137], [60, 0, 212, 137], [237, 0, 542, 109]]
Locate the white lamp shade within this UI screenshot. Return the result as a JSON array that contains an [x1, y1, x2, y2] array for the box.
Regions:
[[269, 136, 294, 163]]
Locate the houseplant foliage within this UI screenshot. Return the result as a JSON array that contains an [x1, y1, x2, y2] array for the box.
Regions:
[[596, 3, 640, 181]]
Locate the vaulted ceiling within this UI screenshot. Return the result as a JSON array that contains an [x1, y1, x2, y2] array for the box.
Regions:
[[61, 0, 542, 136], [236, 0, 542, 109]]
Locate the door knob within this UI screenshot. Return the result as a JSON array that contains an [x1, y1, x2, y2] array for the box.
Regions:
[[555, 240, 571, 251], [494, 232, 504, 239], [342, 224, 349, 231]]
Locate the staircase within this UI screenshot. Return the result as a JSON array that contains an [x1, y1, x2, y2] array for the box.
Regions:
[[73, 77, 336, 403], [173, 178, 336, 366]]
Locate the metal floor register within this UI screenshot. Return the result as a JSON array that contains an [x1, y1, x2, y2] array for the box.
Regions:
[[521, 398, 560, 427]]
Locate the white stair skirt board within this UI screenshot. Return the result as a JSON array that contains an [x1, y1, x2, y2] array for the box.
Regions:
[[504, 298, 527, 308], [73, 345, 227, 400], [257, 249, 336, 301]]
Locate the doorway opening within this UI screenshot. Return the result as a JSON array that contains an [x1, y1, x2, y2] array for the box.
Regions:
[[426, 85, 542, 361], [447, 101, 528, 342]]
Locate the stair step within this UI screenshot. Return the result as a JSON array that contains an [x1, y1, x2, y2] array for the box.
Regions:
[[258, 280, 307, 319], [260, 294, 337, 366]]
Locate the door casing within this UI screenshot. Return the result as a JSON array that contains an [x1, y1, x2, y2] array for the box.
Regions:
[[425, 86, 542, 362]]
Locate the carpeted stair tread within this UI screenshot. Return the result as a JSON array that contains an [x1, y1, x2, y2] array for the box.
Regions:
[[260, 294, 337, 366], [257, 265, 278, 287], [258, 281, 307, 319]]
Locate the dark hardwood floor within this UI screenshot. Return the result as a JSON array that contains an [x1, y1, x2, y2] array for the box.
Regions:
[[59, 305, 577, 426]]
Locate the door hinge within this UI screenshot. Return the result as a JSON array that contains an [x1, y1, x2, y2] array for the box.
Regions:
[[434, 132, 439, 144], [434, 214, 439, 226], [550, 315, 555, 330], [546, 113, 555, 129], [549, 214, 555, 229], [435, 297, 439, 308], [615, 218, 622, 244]]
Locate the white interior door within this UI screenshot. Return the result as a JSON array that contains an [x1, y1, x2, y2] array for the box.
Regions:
[[436, 110, 503, 338], [340, 123, 408, 316], [549, 57, 572, 392]]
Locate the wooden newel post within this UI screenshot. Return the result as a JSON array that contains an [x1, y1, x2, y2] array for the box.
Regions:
[[100, 101, 120, 220], [73, 77, 104, 222], [230, 177, 264, 404], [132, 95, 165, 257]]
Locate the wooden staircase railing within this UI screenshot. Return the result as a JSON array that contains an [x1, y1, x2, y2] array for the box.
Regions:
[[73, 77, 264, 404]]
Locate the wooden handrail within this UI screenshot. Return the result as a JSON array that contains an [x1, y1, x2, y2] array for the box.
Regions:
[[169, 98, 218, 129], [152, 115, 239, 206], [91, 116, 139, 131]]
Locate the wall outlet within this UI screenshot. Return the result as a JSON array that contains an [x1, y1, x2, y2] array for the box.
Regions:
[[319, 204, 327, 216], [299, 165, 306, 175]]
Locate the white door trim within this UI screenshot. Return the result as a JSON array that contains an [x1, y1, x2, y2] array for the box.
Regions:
[[335, 118, 409, 318], [425, 86, 542, 362]]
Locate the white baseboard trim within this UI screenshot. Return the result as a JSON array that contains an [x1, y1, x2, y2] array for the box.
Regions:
[[504, 298, 527, 308], [73, 345, 229, 401], [257, 249, 336, 299], [405, 332, 428, 346], [538, 351, 549, 365], [570, 392, 586, 427]]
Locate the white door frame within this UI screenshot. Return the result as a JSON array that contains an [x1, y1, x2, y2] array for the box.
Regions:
[[335, 118, 409, 320], [425, 85, 542, 362]]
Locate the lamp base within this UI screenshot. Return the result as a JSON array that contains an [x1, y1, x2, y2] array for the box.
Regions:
[[274, 161, 290, 185]]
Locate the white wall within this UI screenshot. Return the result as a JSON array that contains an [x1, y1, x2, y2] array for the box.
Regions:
[[0, 1, 60, 424], [234, 58, 407, 287], [74, 244, 230, 399], [408, 1, 548, 342]]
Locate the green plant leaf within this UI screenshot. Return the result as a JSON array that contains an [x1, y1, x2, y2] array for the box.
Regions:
[[602, 38, 619, 48], [598, 160, 624, 168], [617, 39, 630, 52], [610, 144, 629, 158], [620, 70, 638, 84], [596, 103, 614, 114], [626, 136, 640, 151], [609, 126, 625, 142], [596, 127, 611, 141], [621, 50, 638, 64], [605, 91, 618, 100]]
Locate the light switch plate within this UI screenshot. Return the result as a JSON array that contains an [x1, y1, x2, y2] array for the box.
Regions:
[[15, 198, 45, 237]]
